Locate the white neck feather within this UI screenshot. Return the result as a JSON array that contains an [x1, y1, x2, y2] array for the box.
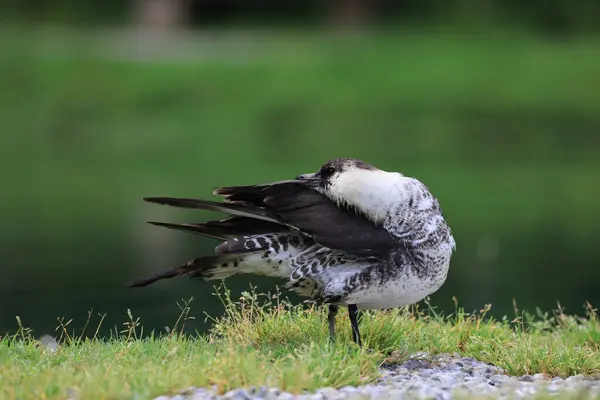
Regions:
[[323, 168, 455, 256], [324, 169, 409, 224]]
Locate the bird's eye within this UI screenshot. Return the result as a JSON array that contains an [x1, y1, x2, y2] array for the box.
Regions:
[[321, 166, 335, 176]]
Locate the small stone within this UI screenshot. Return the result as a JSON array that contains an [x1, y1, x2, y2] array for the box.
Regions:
[[520, 375, 534, 382], [223, 389, 253, 400], [316, 387, 337, 397], [492, 375, 509, 383], [252, 386, 269, 397], [438, 374, 458, 386], [346, 394, 369, 400], [566, 374, 586, 382], [276, 393, 295, 400], [191, 389, 216, 400], [265, 388, 281, 398], [533, 373, 547, 380], [471, 368, 491, 379], [402, 359, 431, 370], [385, 389, 406, 398]]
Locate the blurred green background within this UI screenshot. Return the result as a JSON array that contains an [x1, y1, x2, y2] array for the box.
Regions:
[[1, 1, 599, 339]]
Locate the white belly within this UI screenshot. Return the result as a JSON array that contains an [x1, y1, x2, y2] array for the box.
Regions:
[[345, 272, 445, 310]]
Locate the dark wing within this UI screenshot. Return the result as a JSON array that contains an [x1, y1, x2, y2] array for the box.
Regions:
[[142, 197, 285, 225], [214, 181, 398, 257], [147, 216, 289, 240]]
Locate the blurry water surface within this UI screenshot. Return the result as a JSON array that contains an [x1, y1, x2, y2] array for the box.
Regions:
[[1, 25, 599, 338]]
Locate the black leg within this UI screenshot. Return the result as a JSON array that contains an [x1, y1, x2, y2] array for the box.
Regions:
[[348, 304, 362, 346], [328, 304, 339, 343]]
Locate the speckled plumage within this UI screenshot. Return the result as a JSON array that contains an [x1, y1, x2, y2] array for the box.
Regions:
[[129, 158, 456, 345]]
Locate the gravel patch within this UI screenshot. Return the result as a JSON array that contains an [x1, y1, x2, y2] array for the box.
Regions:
[[153, 353, 600, 400]]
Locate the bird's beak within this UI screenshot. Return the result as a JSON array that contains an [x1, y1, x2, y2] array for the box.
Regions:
[[295, 172, 320, 187], [296, 173, 317, 180]]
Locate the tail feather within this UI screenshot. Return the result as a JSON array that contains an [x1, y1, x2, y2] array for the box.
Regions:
[[128, 255, 233, 288], [128, 269, 180, 287], [132, 191, 308, 289], [142, 196, 284, 225]]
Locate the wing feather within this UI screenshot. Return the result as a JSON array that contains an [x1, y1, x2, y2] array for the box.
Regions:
[[215, 181, 398, 257], [146, 217, 288, 240]]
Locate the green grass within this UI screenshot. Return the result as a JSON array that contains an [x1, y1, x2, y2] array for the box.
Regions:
[[1, 285, 599, 400]]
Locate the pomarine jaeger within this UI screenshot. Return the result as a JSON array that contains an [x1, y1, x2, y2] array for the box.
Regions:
[[129, 157, 456, 346]]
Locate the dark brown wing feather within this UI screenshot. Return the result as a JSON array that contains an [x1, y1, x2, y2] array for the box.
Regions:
[[143, 197, 285, 224], [147, 217, 289, 240], [215, 181, 398, 257], [213, 180, 296, 206]]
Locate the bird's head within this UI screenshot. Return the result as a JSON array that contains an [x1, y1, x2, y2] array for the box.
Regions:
[[296, 158, 403, 218], [296, 158, 378, 187]]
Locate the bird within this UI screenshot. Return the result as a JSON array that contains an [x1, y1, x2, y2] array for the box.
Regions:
[[128, 157, 456, 346]]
